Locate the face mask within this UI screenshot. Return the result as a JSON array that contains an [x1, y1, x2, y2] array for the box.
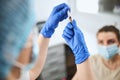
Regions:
[[14, 37, 39, 80], [98, 44, 119, 60], [118, 47, 120, 53]]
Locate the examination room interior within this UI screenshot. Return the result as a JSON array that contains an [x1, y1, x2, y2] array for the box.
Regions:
[[33, 0, 120, 80]]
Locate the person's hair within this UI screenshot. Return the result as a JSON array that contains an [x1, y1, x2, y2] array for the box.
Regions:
[[97, 25, 120, 42]]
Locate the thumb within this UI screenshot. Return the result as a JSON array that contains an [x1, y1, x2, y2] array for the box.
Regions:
[[71, 19, 78, 33], [71, 19, 77, 29]]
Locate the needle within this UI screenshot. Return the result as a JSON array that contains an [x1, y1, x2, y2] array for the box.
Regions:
[[69, 16, 72, 22], [67, 11, 72, 22]]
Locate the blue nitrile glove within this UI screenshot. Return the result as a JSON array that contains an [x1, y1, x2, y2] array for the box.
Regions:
[[41, 3, 70, 38], [62, 20, 90, 64]]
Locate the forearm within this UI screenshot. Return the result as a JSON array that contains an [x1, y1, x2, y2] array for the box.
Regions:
[[30, 34, 50, 80], [76, 58, 96, 80]]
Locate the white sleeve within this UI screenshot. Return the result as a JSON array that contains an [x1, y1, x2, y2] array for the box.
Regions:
[[18, 71, 30, 80]]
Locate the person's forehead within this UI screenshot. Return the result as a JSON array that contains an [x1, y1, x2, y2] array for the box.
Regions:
[[97, 32, 117, 40]]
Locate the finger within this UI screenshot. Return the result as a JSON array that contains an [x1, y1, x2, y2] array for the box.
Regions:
[[58, 7, 70, 21], [64, 26, 74, 36], [71, 19, 77, 29], [71, 19, 83, 34], [63, 30, 72, 39], [60, 11, 68, 21], [62, 33, 70, 42], [67, 22, 73, 29], [54, 3, 69, 12]]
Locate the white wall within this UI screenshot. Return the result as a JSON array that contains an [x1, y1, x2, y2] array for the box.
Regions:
[[34, 0, 120, 55], [73, 12, 120, 55], [34, 0, 68, 21]]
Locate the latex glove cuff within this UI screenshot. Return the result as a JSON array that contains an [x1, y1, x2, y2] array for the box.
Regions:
[[73, 46, 90, 64], [40, 25, 55, 38], [75, 52, 90, 64]]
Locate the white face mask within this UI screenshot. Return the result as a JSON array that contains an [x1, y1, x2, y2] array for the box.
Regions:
[[14, 37, 39, 80], [18, 71, 30, 80], [15, 61, 31, 80], [98, 44, 119, 60], [118, 47, 120, 53]]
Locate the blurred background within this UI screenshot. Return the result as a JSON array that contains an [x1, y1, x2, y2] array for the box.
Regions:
[[34, 0, 120, 80]]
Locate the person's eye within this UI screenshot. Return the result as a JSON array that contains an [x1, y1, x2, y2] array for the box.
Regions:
[[107, 39, 116, 45]]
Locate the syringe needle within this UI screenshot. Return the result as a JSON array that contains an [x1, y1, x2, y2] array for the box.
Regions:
[[69, 16, 72, 22], [68, 11, 72, 22]]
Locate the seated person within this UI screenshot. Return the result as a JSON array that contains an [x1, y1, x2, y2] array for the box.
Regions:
[[72, 25, 120, 80]]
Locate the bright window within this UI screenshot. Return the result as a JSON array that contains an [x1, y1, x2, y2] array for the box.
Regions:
[[76, 0, 99, 14]]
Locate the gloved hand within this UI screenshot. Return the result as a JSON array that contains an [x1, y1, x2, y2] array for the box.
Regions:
[[41, 3, 70, 38], [62, 20, 90, 64]]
